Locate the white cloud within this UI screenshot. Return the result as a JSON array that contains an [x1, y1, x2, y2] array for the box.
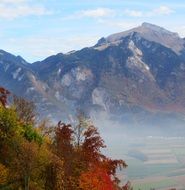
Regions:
[[0, 0, 26, 3], [79, 8, 115, 18], [153, 6, 174, 15], [123, 6, 174, 18], [64, 8, 115, 20], [98, 19, 140, 31], [0, 1, 50, 19], [172, 26, 185, 37], [124, 9, 143, 17], [65, 6, 174, 21]]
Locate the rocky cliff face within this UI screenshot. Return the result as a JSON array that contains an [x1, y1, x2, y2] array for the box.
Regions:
[[1, 23, 185, 122]]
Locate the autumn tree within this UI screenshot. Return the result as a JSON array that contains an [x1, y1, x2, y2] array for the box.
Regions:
[[0, 105, 22, 165], [82, 125, 106, 163], [79, 166, 115, 190], [45, 155, 64, 190], [13, 95, 36, 124], [0, 87, 51, 190], [80, 125, 127, 189], [10, 140, 50, 190], [122, 181, 133, 190], [0, 87, 130, 190], [0, 163, 9, 185], [51, 122, 76, 189], [74, 113, 91, 147], [46, 118, 128, 190], [0, 87, 10, 107]]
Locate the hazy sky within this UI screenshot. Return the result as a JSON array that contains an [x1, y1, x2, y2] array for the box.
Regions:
[[0, 0, 185, 62]]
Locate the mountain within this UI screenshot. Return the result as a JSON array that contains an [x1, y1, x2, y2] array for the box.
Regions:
[[0, 50, 58, 119], [1, 23, 185, 123], [99, 22, 185, 54]]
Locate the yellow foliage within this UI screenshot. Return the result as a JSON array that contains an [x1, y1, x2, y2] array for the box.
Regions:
[[0, 163, 9, 185]]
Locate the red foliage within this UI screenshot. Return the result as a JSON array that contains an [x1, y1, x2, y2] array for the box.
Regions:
[[55, 121, 74, 156], [80, 166, 115, 190], [0, 87, 10, 107], [82, 125, 106, 163]]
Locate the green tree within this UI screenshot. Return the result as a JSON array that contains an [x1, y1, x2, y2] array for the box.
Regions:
[[0, 106, 22, 165]]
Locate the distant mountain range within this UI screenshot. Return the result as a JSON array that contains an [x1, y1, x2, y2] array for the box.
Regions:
[[1, 23, 185, 123]]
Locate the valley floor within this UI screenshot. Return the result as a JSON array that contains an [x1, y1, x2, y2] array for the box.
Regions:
[[105, 136, 185, 190]]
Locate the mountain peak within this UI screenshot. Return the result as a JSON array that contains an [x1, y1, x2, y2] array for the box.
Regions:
[[141, 22, 179, 36], [141, 22, 166, 32], [141, 22, 163, 29], [96, 23, 183, 54], [0, 49, 29, 66]]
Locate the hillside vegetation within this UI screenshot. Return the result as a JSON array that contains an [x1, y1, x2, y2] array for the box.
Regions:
[[0, 87, 131, 190]]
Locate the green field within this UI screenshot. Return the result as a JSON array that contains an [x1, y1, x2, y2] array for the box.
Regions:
[[133, 179, 177, 190], [116, 137, 185, 190]]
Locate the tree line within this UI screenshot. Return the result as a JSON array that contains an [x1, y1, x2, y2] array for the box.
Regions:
[[0, 87, 131, 190]]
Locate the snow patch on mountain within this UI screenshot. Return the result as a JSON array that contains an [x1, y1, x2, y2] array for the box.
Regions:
[[12, 68, 22, 80], [26, 87, 35, 94], [61, 73, 72, 87], [128, 40, 143, 57], [57, 68, 61, 75], [62, 67, 93, 87], [55, 91, 60, 100], [92, 88, 108, 111], [127, 40, 150, 72], [75, 67, 93, 81], [18, 74, 24, 81], [4, 64, 10, 72]]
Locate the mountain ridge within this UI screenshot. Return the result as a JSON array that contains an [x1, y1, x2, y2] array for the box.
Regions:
[[95, 22, 185, 54], [1, 23, 185, 122]]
